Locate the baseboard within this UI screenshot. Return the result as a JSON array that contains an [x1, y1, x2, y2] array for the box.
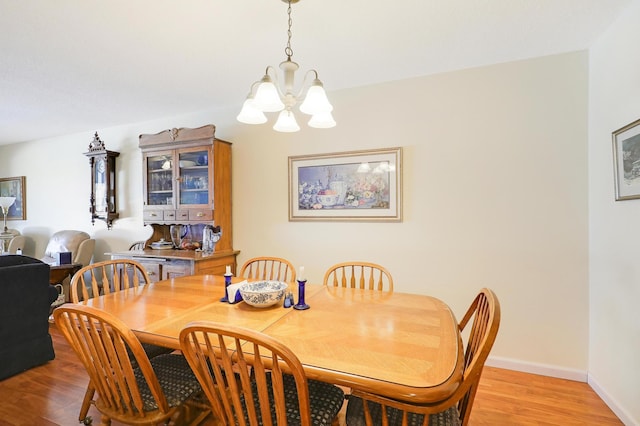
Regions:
[[485, 356, 588, 382], [588, 374, 637, 426], [485, 356, 636, 425]]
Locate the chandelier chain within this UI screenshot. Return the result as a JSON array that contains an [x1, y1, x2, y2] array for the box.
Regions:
[[285, 0, 293, 60]]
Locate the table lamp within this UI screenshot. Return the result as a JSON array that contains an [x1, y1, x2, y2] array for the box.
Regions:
[[0, 197, 16, 234]]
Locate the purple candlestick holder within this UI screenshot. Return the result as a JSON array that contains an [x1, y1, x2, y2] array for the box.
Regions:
[[293, 279, 310, 310], [220, 273, 232, 302]]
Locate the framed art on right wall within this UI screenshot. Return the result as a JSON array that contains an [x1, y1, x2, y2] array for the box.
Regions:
[[613, 118, 640, 201]]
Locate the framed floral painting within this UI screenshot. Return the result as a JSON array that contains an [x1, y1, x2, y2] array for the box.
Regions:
[[288, 147, 402, 222], [613, 118, 640, 200]]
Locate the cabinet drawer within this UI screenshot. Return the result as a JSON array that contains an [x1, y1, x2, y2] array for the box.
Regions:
[[137, 262, 161, 282], [189, 209, 213, 221], [143, 210, 163, 221], [163, 210, 177, 221], [176, 210, 190, 220], [162, 261, 192, 280]]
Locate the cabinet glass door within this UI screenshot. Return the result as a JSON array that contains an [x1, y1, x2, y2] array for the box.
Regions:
[[146, 153, 174, 206], [178, 150, 209, 206]]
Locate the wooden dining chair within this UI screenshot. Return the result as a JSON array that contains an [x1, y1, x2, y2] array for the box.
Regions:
[[240, 256, 297, 284], [70, 258, 154, 303], [53, 304, 203, 426], [345, 288, 501, 426], [128, 240, 146, 250], [323, 261, 394, 293], [179, 321, 345, 426], [68, 259, 174, 423]]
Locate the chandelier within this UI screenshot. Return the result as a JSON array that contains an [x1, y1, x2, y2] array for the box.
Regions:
[[236, 0, 335, 132]]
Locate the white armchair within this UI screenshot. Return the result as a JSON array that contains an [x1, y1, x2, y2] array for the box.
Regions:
[[7, 235, 27, 254], [40, 230, 95, 303], [41, 230, 95, 267]]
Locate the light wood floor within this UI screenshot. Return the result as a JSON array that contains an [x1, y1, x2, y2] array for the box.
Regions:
[[0, 324, 623, 425]]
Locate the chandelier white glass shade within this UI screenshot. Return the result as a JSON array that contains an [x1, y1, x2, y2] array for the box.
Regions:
[[237, 0, 335, 132], [0, 196, 16, 234]]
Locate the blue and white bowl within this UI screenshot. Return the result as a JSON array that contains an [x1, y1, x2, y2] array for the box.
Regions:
[[239, 281, 287, 308]]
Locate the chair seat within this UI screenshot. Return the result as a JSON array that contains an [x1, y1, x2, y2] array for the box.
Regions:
[[141, 342, 174, 359], [130, 354, 202, 412], [242, 373, 345, 425], [346, 395, 461, 426], [124, 341, 174, 371]]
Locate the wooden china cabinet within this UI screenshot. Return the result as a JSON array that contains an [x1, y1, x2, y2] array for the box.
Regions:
[[109, 124, 239, 282]]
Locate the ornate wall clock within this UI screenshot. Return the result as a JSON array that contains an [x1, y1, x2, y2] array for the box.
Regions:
[[84, 132, 120, 229]]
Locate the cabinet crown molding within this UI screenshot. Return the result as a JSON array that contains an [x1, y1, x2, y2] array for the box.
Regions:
[[139, 124, 231, 150]]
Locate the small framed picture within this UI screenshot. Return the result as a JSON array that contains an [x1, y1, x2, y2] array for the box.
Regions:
[[613, 118, 640, 201], [288, 147, 402, 222], [0, 176, 26, 220]]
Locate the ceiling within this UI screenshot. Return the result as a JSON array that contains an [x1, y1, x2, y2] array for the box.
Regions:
[[0, 0, 633, 145]]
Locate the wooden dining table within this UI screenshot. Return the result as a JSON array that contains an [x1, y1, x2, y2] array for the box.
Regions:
[[81, 274, 464, 404]]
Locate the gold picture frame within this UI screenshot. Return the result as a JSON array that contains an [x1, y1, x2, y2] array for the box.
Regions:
[[289, 147, 402, 222], [0, 176, 26, 220]]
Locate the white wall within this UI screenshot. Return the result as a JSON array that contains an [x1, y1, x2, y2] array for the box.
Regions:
[[0, 51, 594, 400], [233, 52, 590, 375], [589, 1, 640, 424]]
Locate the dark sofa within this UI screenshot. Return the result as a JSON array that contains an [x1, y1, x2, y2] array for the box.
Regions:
[[0, 255, 57, 380]]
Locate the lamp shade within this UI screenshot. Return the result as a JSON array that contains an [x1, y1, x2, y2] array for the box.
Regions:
[[273, 110, 300, 132], [308, 112, 336, 129], [253, 76, 285, 112], [237, 99, 268, 124], [299, 80, 333, 115], [0, 197, 15, 211]]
